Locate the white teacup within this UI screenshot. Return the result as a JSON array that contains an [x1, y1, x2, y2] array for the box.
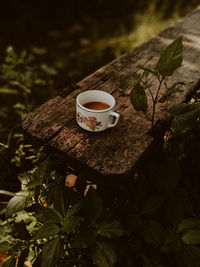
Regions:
[[76, 90, 120, 132]]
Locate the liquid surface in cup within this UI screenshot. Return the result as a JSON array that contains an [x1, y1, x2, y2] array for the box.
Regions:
[[83, 101, 110, 110]]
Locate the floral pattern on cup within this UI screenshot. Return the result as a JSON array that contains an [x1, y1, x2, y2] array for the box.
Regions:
[[77, 112, 102, 131]]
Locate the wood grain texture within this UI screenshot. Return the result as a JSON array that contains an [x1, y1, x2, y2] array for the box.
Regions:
[[22, 6, 200, 176]]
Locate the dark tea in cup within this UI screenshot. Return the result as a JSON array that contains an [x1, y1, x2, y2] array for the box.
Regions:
[[83, 101, 110, 110], [76, 90, 120, 131]]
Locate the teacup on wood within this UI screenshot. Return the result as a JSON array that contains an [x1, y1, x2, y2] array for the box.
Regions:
[[76, 90, 120, 132]]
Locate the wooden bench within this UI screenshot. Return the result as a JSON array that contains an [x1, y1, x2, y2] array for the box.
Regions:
[[22, 6, 200, 180]]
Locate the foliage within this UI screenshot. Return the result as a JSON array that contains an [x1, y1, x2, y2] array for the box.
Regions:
[[124, 37, 184, 131], [0, 41, 200, 267], [1, 104, 200, 266], [0, 47, 57, 192], [0, 161, 125, 266]]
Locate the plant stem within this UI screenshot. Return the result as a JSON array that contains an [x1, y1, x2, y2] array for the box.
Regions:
[[143, 112, 151, 121], [146, 87, 155, 103], [151, 77, 164, 131]]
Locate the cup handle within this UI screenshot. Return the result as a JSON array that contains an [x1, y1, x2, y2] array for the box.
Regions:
[[108, 111, 120, 128]]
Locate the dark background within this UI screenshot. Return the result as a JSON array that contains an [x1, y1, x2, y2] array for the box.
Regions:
[[0, 0, 199, 89]]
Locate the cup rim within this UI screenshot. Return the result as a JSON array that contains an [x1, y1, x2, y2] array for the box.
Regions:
[[76, 90, 115, 113]]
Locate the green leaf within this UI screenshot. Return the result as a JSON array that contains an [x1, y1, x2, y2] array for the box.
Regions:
[[0, 190, 15, 197], [34, 223, 60, 239], [169, 103, 200, 130], [66, 202, 82, 217], [71, 228, 96, 248], [61, 202, 83, 235], [0, 242, 11, 254], [62, 215, 84, 234], [92, 242, 116, 267], [142, 195, 164, 215], [83, 188, 103, 224], [41, 237, 63, 267], [158, 83, 183, 103], [171, 108, 200, 131], [181, 229, 200, 245], [142, 220, 164, 247], [2, 255, 16, 267], [0, 88, 18, 94], [96, 220, 124, 238], [156, 37, 183, 77], [35, 157, 51, 184], [178, 218, 200, 233], [6, 192, 29, 217], [141, 66, 160, 78], [130, 83, 148, 113], [169, 103, 196, 116], [51, 184, 65, 217], [141, 69, 150, 81], [35, 207, 62, 224]]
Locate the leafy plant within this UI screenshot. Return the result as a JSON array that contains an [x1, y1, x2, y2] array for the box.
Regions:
[[1, 39, 200, 267], [0, 47, 58, 192], [0, 111, 200, 267], [123, 37, 184, 131], [169, 102, 200, 131], [0, 160, 125, 267]]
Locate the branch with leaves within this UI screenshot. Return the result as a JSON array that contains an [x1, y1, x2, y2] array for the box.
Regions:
[[123, 37, 184, 132]]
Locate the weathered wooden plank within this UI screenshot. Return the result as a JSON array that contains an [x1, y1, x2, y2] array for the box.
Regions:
[[22, 6, 200, 176], [21, 45, 155, 141], [49, 88, 153, 175]]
